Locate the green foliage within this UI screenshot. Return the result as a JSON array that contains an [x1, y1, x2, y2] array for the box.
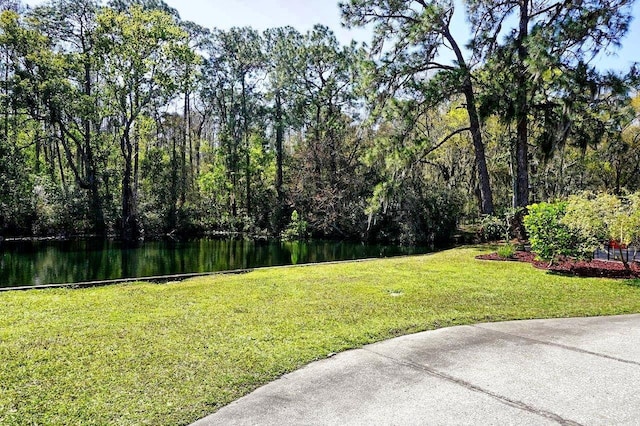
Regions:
[[341, 0, 496, 215], [281, 210, 308, 241], [282, 240, 308, 264], [626, 193, 640, 243], [367, 180, 462, 246], [468, 0, 633, 207], [31, 178, 95, 237], [0, 141, 33, 236], [563, 192, 640, 252], [606, 195, 640, 248], [526, 193, 640, 265], [497, 243, 516, 259], [479, 215, 507, 242], [0, 0, 638, 242], [562, 193, 613, 253], [524, 202, 582, 262]]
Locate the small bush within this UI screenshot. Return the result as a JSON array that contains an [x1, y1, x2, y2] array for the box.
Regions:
[[480, 215, 507, 242], [561, 193, 611, 257], [523, 202, 581, 263], [497, 243, 516, 259]]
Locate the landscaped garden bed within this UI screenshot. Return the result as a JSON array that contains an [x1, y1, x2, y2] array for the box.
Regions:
[[478, 193, 640, 280], [477, 250, 640, 279]]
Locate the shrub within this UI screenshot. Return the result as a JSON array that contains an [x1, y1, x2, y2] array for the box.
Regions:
[[523, 202, 581, 263], [479, 215, 507, 242], [526, 192, 640, 268], [497, 243, 516, 259], [562, 192, 640, 272], [561, 193, 612, 256]]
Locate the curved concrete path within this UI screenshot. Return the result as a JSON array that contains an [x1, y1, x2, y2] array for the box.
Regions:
[[193, 315, 640, 426]]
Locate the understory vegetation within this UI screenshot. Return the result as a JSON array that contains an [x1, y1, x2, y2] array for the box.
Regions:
[[0, 0, 638, 244], [1, 247, 640, 425]]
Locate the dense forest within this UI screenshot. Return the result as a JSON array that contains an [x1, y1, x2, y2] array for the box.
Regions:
[[0, 0, 638, 245]]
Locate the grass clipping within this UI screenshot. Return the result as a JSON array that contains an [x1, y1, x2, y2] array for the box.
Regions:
[[1, 247, 640, 425]]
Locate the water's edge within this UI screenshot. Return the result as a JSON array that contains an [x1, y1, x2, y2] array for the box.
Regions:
[[0, 239, 433, 288]]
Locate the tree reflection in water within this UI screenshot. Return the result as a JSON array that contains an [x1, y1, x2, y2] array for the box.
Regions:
[[0, 239, 431, 288]]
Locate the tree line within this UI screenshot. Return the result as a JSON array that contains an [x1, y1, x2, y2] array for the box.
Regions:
[[0, 0, 638, 244]]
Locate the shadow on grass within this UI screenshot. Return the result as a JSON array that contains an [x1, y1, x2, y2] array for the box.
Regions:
[[543, 270, 591, 279], [624, 279, 640, 288]]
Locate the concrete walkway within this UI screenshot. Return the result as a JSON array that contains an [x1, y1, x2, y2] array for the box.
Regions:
[[193, 315, 640, 426]]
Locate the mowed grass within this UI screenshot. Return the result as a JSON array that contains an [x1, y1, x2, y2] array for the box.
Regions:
[[1, 246, 640, 425]]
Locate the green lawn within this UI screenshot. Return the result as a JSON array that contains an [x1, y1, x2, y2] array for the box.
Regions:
[[1, 246, 639, 425]]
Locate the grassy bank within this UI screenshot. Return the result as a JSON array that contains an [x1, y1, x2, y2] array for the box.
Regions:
[[1, 246, 640, 425]]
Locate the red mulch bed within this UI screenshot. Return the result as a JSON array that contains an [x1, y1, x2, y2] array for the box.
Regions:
[[476, 251, 640, 279]]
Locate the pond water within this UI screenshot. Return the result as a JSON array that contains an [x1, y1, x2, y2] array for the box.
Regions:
[[0, 239, 432, 288]]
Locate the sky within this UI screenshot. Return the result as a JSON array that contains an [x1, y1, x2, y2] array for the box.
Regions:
[[162, 0, 372, 44], [21, 0, 640, 73]]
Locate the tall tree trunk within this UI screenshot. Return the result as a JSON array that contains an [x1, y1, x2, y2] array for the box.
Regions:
[[466, 93, 495, 215], [180, 116, 187, 206], [327, 103, 337, 184], [130, 74, 141, 240], [195, 134, 201, 177], [195, 109, 207, 177], [241, 76, 251, 217], [275, 89, 285, 233], [55, 135, 68, 195], [314, 104, 322, 176], [84, 60, 105, 235], [225, 92, 238, 219], [230, 127, 238, 218], [169, 134, 178, 231], [45, 123, 54, 179], [35, 119, 41, 174], [3, 49, 9, 143], [133, 128, 140, 216], [121, 129, 139, 243], [443, 26, 495, 215], [182, 84, 190, 205], [514, 0, 530, 208]]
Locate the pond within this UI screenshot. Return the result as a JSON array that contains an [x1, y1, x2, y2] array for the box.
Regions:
[[0, 239, 432, 288]]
